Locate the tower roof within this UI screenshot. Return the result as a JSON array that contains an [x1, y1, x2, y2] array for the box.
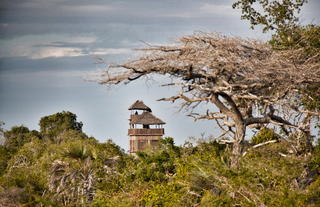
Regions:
[[130, 111, 165, 125], [128, 100, 152, 111]]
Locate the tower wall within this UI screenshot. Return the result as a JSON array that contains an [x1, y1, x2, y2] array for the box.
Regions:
[[128, 128, 164, 153], [129, 135, 161, 153]]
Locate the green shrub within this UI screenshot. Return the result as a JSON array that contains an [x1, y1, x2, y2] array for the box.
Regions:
[[141, 183, 184, 207], [199, 190, 232, 207], [310, 139, 320, 171], [0, 145, 10, 176], [3, 125, 40, 153], [63, 140, 98, 161], [39, 111, 83, 141], [251, 128, 280, 144]]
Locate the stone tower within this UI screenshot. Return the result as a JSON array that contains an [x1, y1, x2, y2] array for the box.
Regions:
[[128, 100, 165, 153]]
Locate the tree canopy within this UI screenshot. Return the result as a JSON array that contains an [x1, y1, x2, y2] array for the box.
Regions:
[[3, 126, 39, 153], [39, 111, 83, 141]]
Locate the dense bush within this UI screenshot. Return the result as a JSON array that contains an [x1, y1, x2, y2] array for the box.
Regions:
[[141, 183, 184, 207], [4, 125, 40, 153], [0, 145, 10, 176], [39, 111, 83, 141], [251, 127, 280, 144]]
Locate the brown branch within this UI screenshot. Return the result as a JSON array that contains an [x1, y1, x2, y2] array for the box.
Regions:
[[157, 94, 210, 103], [245, 112, 298, 128], [210, 94, 234, 119], [217, 92, 244, 122], [188, 112, 225, 120]]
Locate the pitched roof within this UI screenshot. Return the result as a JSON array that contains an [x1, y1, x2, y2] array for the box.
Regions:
[[128, 100, 151, 111], [130, 112, 165, 125]]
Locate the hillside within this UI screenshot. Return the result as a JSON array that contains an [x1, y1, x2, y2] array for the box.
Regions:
[[0, 111, 319, 207]]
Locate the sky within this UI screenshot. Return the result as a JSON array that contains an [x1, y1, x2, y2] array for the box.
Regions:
[[0, 0, 319, 151]]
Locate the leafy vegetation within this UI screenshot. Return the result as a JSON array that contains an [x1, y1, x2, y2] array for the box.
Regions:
[[232, 0, 307, 33], [0, 111, 319, 206], [251, 128, 280, 144], [39, 111, 83, 142]]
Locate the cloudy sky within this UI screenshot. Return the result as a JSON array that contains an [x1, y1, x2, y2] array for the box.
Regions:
[[0, 0, 319, 150]]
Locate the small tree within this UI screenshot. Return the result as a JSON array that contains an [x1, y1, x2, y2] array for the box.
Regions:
[[97, 32, 319, 168], [3, 126, 38, 153], [39, 111, 83, 141]]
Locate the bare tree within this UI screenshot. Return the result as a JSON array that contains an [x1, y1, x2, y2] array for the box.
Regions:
[[97, 32, 320, 168]]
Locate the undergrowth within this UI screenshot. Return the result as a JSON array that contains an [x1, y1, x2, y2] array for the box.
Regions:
[[0, 113, 319, 206]]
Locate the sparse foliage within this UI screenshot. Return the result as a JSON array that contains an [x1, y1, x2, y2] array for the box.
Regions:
[[232, 0, 307, 33]]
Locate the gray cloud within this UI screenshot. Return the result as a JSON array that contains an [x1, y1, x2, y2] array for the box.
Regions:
[[0, 53, 131, 73], [0, 0, 239, 37], [33, 41, 92, 48]]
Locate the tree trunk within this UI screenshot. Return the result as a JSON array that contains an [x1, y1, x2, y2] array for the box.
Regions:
[[295, 114, 313, 154], [230, 121, 246, 169], [210, 93, 246, 168], [302, 114, 313, 152]]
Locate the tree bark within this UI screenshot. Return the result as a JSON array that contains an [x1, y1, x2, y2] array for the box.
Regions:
[[210, 93, 246, 169], [304, 115, 313, 148], [230, 119, 246, 168]]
